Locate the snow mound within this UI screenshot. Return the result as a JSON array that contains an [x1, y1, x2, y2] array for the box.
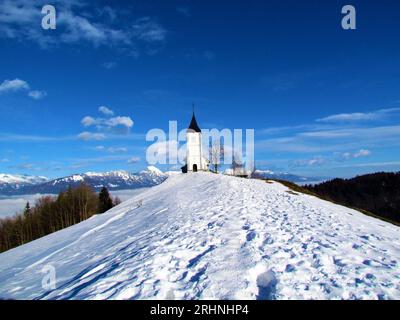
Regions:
[[0, 173, 399, 300]]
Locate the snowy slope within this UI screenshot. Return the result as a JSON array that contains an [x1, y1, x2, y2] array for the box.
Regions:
[[0, 173, 399, 300]]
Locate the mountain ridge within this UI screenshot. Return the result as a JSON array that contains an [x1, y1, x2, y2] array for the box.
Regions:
[[251, 169, 326, 184], [0, 167, 167, 196]]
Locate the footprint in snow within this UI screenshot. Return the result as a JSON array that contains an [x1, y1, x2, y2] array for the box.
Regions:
[[246, 230, 257, 242], [285, 264, 296, 272]]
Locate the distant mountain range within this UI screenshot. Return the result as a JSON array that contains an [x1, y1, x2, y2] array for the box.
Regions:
[[0, 167, 167, 196], [0, 174, 49, 194], [251, 170, 325, 184]]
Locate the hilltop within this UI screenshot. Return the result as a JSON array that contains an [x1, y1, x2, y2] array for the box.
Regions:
[[0, 172, 399, 300]]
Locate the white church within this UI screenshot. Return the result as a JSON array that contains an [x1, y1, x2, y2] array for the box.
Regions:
[[181, 111, 209, 173]]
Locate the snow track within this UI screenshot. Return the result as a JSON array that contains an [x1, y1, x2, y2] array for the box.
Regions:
[[0, 173, 399, 300]]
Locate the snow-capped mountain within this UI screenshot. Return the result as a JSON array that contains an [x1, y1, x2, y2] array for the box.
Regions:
[[1, 172, 399, 300], [0, 167, 167, 196], [0, 174, 48, 185], [0, 174, 49, 194], [251, 170, 325, 184]]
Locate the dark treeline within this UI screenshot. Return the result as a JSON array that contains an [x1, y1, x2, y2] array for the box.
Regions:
[[0, 185, 121, 253], [305, 172, 400, 224]]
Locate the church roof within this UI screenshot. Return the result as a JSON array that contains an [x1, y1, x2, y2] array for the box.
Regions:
[[188, 112, 201, 133]]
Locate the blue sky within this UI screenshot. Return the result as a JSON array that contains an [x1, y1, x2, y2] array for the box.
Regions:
[[0, 0, 400, 178]]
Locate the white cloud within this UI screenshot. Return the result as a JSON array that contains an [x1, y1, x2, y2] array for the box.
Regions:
[[127, 156, 140, 164], [299, 130, 351, 138], [98, 105, 114, 116], [307, 158, 326, 166], [0, 78, 47, 99], [259, 124, 323, 136], [257, 125, 400, 154], [78, 132, 106, 141], [0, 158, 9, 163], [0, 133, 73, 142], [8, 163, 41, 171], [81, 115, 134, 131], [292, 156, 327, 167], [354, 149, 371, 158], [81, 116, 96, 127], [339, 161, 400, 168], [0, 1, 166, 50], [318, 112, 377, 122], [339, 152, 352, 160], [133, 17, 167, 42], [101, 62, 117, 70], [106, 116, 134, 129], [291, 149, 372, 168], [79, 108, 134, 141], [68, 155, 133, 169], [317, 108, 400, 123], [57, 10, 133, 47], [107, 147, 128, 153], [28, 90, 47, 100], [339, 149, 371, 160], [0, 78, 29, 93], [93, 146, 127, 153]]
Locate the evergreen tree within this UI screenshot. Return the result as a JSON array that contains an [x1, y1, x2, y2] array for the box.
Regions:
[[23, 202, 31, 217], [98, 187, 114, 213], [305, 172, 400, 223]]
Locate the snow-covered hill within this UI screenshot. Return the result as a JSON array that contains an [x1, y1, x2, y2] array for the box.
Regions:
[[0, 167, 167, 196], [0, 173, 399, 300]]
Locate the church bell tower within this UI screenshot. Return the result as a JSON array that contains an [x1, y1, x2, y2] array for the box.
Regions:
[[182, 107, 208, 173]]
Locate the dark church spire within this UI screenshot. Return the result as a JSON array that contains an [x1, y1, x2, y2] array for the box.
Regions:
[[188, 104, 201, 133]]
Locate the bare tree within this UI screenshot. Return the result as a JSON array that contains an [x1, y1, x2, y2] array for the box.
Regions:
[[113, 196, 122, 206], [231, 152, 244, 176], [210, 140, 223, 173], [247, 160, 256, 178]]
